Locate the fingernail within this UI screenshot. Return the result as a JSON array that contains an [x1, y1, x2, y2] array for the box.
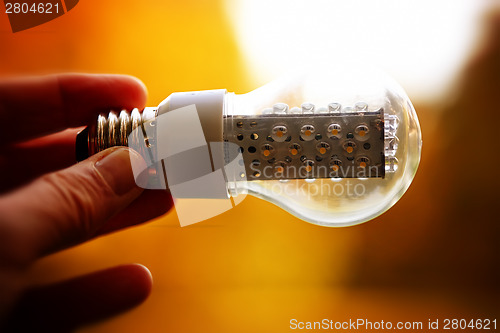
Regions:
[[95, 148, 144, 195]]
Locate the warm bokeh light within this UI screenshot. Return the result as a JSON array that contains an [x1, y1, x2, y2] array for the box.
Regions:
[[1, 0, 499, 332], [225, 0, 492, 102]]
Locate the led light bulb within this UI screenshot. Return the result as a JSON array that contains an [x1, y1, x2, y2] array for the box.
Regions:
[[77, 66, 422, 227]]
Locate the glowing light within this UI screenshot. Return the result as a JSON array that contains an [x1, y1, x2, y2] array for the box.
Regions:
[[225, 0, 490, 102]]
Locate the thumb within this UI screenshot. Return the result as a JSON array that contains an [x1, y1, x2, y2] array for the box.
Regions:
[[0, 147, 146, 265]]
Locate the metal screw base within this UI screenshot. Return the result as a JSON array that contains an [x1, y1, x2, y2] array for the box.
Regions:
[[76, 107, 157, 161]]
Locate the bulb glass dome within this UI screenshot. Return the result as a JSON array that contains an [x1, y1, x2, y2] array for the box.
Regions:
[[223, 65, 421, 226]]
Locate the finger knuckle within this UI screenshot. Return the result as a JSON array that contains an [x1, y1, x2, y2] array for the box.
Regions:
[[40, 168, 113, 238]]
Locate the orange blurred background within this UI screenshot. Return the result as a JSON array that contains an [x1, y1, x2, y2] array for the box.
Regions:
[[1, 1, 499, 332]]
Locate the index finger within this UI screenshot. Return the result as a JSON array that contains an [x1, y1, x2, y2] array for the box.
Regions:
[[0, 74, 147, 145]]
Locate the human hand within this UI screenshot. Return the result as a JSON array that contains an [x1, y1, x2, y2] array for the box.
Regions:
[[0, 74, 173, 332]]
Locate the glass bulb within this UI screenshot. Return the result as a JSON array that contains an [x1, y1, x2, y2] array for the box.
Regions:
[[223, 66, 421, 226], [77, 65, 422, 227]]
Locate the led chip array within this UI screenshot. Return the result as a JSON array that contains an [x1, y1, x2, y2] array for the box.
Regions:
[[226, 102, 395, 180]]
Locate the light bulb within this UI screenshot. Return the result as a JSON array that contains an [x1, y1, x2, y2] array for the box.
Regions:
[[77, 65, 422, 227]]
